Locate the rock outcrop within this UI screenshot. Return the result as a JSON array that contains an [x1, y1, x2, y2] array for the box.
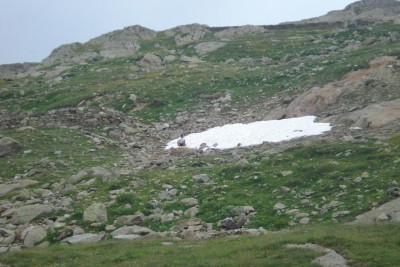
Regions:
[[42, 25, 157, 66], [352, 197, 400, 224], [286, 0, 400, 26]]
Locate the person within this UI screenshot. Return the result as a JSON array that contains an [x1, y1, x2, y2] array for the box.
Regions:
[[177, 134, 186, 147]]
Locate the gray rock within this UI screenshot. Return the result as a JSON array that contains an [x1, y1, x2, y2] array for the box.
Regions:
[[83, 203, 108, 223], [163, 55, 177, 64], [299, 217, 311, 225], [377, 213, 390, 221], [0, 228, 15, 246], [159, 189, 178, 200], [139, 54, 163, 68], [62, 232, 106, 244], [23, 225, 47, 248], [230, 206, 255, 217], [111, 226, 152, 237], [90, 167, 114, 181], [281, 171, 293, 177], [115, 212, 146, 226], [69, 170, 89, 184], [184, 207, 199, 217], [174, 24, 208, 46], [353, 197, 400, 224], [0, 184, 19, 197], [4, 204, 54, 225], [218, 218, 238, 230], [194, 42, 226, 55], [180, 198, 199, 207], [170, 218, 205, 233], [192, 174, 209, 183], [180, 56, 204, 64], [160, 213, 175, 223], [0, 137, 22, 157], [332, 211, 350, 218], [274, 203, 286, 210]]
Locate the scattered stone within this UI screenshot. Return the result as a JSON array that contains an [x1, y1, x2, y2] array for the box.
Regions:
[[230, 206, 255, 217], [4, 204, 54, 225], [184, 206, 199, 217], [192, 174, 210, 183], [180, 198, 199, 207], [159, 189, 178, 200], [16, 126, 36, 133], [279, 186, 291, 194], [139, 54, 163, 68], [0, 137, 22, 157], [111, 226, 152, 237], [281, 171, 293, 177], [332, 211, 350, 218], [0, 228, 15, 246], [194, 42, 226, 55], [274, 203, 286, 210], [160, 213, 175, 223], [23, 225, 47, 248], [299, 217, 310, 225], [62, 232, 106, 244], [83, 203, 108, 223], [68, 170, 89, 184], [115, 212, 146, 226]]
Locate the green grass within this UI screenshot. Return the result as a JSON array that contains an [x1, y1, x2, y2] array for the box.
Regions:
[[1, 224, 399, 266], [0, 127, 123, 188]]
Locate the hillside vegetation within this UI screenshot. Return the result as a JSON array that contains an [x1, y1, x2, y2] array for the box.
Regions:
[[0, 0, 400, 266]]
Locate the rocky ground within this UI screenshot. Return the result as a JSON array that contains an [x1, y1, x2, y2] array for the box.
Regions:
[[0, 55, 399, 253]]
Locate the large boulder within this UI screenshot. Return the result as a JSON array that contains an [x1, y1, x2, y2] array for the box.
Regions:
[[3, 204, 54, 225], [61, 232, 106, 244], [352, 197, 400, 224], [83, 203, 108, 223], [23, 225, 47, 248], [115, 212, 146, 226], [0, 137, 22, 157], [111, 226, 152, 238], [194, 42, 226, 55], [139, 54, 163, 68]]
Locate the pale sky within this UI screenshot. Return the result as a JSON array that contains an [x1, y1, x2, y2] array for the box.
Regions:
[[0, 0, 356, 64]]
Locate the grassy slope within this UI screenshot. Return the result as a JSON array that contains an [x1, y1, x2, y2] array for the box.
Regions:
[[1, 224, 400, 266]]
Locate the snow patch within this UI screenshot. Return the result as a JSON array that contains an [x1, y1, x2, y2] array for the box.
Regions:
[[166, 116, 331, 150]]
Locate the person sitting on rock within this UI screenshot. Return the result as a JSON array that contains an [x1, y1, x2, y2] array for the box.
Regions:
[[177, 134, 186, 147]]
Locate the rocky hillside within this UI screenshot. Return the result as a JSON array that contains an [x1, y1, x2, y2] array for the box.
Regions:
[[0, 0, 399, 262], [286, 0, 400, 26]]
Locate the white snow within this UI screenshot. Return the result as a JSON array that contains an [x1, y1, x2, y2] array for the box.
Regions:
[[165, 116, 331, 150]]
